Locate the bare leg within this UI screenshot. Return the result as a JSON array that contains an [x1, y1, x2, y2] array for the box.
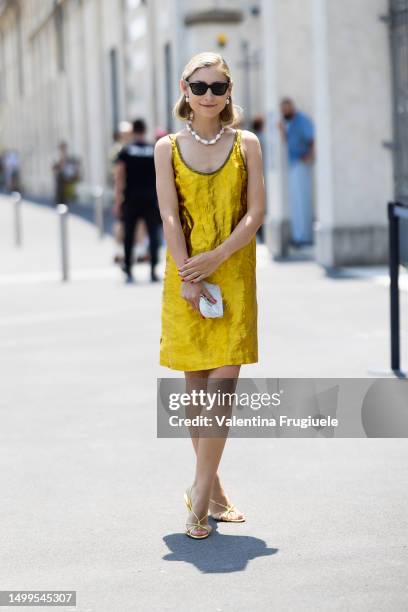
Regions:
[[206, 366, 245, 521], [184, 365, 242, 536], [184, 369, 211, 536]]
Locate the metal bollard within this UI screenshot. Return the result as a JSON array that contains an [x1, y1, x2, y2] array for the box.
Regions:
[[92, 186, 104, 239], [57, 204, 69, 282], [388, 201, 408, 373], [11, 191, 22, 247], [388, 203, 400, 372]]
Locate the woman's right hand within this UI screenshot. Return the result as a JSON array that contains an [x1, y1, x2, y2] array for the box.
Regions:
[[181, 280, 217, 316]]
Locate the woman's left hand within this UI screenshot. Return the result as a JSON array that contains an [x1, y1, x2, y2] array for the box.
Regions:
[[178, 250, 223, 283]]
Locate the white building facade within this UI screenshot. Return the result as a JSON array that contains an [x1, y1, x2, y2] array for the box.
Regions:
[[0, 0, 399, 266], [261, 0, 394, 266], [122, 0, 263, 133], [0, 0, 127, 200]]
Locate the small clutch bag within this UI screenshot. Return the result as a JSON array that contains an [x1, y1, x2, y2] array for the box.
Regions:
[[199, 282, 224, 318]]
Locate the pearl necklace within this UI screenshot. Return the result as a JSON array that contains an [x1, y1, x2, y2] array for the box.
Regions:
[[186, 120, 225, 145]]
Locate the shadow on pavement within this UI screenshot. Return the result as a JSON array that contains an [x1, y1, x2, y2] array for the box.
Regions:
[[163, 521, 279, 573]]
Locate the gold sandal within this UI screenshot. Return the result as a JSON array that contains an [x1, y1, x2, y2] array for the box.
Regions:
[[209, 497, 246, 522], [184, 486, 212, 539]]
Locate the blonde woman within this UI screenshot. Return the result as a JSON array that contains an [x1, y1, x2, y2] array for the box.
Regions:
[[155, 52, 265, 539]]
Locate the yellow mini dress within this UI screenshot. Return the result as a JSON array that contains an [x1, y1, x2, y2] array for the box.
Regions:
[[159, 128, 258, 371]]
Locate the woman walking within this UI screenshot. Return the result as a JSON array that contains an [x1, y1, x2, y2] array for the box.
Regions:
[[155, 52, 265, 539]]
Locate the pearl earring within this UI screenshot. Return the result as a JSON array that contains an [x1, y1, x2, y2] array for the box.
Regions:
[[226, 98, 230, 105], [185, 96, 189, 102]]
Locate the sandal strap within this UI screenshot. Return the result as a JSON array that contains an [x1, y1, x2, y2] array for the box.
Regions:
[[185, 486, 210, 526], [209, 498, 236, 513], [190, 506, 208, 523], [186, 521, 211, 534]]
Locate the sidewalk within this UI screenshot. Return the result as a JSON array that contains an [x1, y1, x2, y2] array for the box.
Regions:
[[1, 196, 407, 611], [1, 195, 406, 375]]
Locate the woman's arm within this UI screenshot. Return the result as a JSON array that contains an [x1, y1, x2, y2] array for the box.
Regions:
[[178, 130, 265, 283], [215, 130, 265, 261], [154, 136, 217, 312], [154, 136, 190, 269]]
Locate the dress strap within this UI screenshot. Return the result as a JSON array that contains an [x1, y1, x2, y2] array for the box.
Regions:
[[234, 128, 247, 170], [168, 134, 177, 163]]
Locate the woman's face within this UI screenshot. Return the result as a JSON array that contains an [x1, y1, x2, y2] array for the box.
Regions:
[[181, 65, 232, 121]]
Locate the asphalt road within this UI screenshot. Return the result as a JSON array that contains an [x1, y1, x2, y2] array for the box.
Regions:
[[1, 196, 407, 611]]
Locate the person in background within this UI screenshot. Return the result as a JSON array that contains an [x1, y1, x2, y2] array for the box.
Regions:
[[109, 123, 132, 265], [279, 98, 315, 247], [108, 130, 124, 186], [155, 127, 169, 141], [118, 120, 134, 145], [123, 120, 153, 264], [251, 116, 267, 242], [130, 125, 168, 264], [4, 149, 21, 193], [251, 116, 265, 155], [110, 121, 153, 267], [114, 118, 161, 283], [108, 122, 134, 184], [52, 142, 81, 206]]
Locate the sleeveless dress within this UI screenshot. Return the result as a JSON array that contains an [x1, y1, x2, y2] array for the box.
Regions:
[[159, 128, 258, 371]]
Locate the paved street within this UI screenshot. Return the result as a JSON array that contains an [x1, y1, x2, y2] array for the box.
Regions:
[[1, 196, 407, 612]]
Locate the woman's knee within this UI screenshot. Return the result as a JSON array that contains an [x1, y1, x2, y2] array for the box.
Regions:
[[208, 365, 241, 379], [184, 369, 211, 381]]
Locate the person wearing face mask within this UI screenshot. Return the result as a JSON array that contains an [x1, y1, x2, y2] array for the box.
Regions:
[[279, 98, 315, 247]]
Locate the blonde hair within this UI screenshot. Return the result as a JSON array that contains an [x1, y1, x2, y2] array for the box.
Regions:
[[173, 52, 240, 127]]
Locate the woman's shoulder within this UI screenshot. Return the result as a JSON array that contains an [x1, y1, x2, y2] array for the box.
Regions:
[[154, 134, 177, 161], [236, 129, 262, 169], [155, 134, 173, 149], [155, 129, 188, 150], [239, 129, 261, 146], [239, 129, 262, 160]]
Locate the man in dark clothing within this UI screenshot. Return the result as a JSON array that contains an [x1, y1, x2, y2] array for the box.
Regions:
[[114, 119, 161, 283]]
